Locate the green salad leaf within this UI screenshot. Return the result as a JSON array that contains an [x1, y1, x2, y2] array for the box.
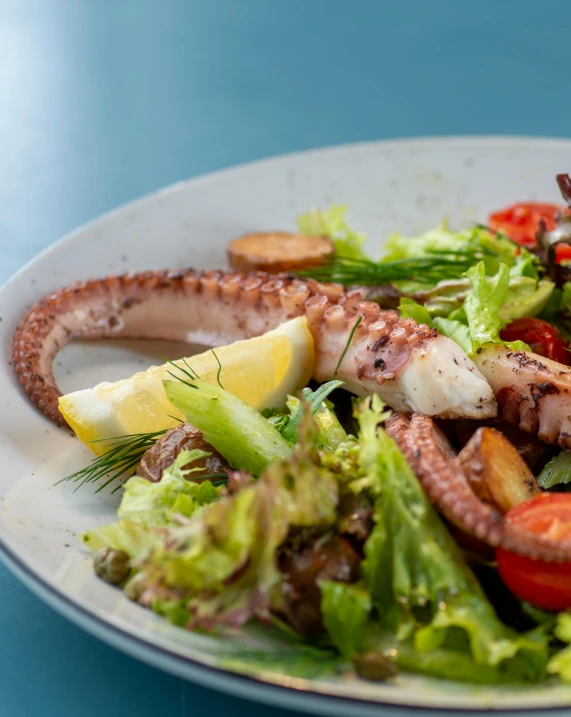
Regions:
[[82, 518, 154, 560], [280, 380, 344, 445], [432, 317, 473, 355], [548, 614, 571, 682], [411, 262, 544, 355], [117, 449, 222, 525], [398, 297, 434, 327], [96, 411, 340, 630], [497, 277, 554, 323], [297, 206, 366, 259], [320, 581, 371, 657], [389, 222, 554, 356], [217, 642, 344, 680], [352, 396, 549, 682], [548, 281, 571, 340], [383, 223, 539, 293], [537, 451, 571, 489], [462, 262, 516, 349]]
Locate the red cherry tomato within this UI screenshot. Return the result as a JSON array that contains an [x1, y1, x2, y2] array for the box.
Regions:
[[555, 243, 571, 263], [499, 317, 569, 365], [497, 494, 571, 611], [488, 202, 567, 248]]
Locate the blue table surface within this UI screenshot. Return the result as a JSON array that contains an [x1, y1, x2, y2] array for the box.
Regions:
[[1, 1, 570, 715]]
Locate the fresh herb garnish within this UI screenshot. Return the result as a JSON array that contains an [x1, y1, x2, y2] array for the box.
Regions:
[[58, 428, 169, 492], [60, 360, 206, 492], [333, 316, 362, 379], [280, 379, 344, 443], [211, 349, 224, 389], [298, 250, 487, 287]]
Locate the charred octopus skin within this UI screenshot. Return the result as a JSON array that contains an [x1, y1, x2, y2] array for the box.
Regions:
[[473, 346, 571, 450], [386, 413, 571, 564], [12, 270, 496, 426]]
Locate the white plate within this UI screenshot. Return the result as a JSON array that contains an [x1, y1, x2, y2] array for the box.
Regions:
[[2, 136, 571, 716]]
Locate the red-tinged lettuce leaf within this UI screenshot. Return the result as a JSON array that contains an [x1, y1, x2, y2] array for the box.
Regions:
[[134, 414, 339, 631]]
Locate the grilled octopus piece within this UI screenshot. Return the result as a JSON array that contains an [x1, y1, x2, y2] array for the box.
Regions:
[[12, 270, 496, 426], [386, 412, 571, 563]]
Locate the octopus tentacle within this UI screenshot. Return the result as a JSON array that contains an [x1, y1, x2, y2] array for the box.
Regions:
[[12, 269, 496, 426], [387, 412, 571, 563], [473, 347, 571, 450]]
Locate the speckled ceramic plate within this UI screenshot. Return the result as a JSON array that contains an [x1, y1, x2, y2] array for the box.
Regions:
[[2, 137, 571, 716]]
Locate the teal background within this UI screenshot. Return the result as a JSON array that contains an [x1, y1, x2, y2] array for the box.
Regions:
[[0, 1, 569, 715]]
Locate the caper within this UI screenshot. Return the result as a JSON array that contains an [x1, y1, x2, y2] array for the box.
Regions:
[[353, 651, 398, 681], [93, 547, 130, 585], [124, 572, 147, 602]]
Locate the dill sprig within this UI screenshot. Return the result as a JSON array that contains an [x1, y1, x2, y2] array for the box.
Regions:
[[59, 428, 169, 493], [60, 361, 202, 492], [211, 349, 224, 389], [333, 316, 362, 379], [297, 249, 486, 286]]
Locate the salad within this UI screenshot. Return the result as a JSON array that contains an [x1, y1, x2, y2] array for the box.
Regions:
[[20, 173, 571, 687]]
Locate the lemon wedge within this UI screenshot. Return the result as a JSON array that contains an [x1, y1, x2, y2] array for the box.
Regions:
[[59, 316, 314, 454]]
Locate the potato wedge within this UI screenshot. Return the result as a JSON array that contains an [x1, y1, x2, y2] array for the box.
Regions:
[[227, 232, 334, 274], [457, 427, 540, 514]]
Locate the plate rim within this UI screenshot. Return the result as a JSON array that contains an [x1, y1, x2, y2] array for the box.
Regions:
[[3, 134, 571, 714], [3, 133, 571, 296], [2, 536, 568, 717]]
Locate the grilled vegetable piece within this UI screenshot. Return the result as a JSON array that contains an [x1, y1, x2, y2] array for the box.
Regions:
[[137, 423, 228, 483], [457, 427, 540, 514], [439, 418, 557, 474], [227, 232, 334, 273]]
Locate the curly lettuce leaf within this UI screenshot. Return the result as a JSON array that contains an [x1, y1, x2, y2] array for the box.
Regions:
[[117, 449, 222, 525], [285, 396, 346, 452], [383, 223, 539, 293], [462, 262, 512, 347], [280, 380, 344, 445], [217, 641, 344, 680], [498, 277, 554, 322], [537, 451, 571, 489], [297, 206, 366, 259], [398, 298, 434, 327], [320, 581, 371, 657], [82, 518, 154, 560], [383, 221, 464, 262], [355, 396, 549, 682], [426, 262, 534, 355], [385, 223, 535, 272], [548, 613, 571, 682], [432, 317, 473, 355], [369, 625, 547, 684], [547, 281, 571, 340], [82, 450, 225, 557], [146, 476, 289, 629], [135, 413, 339, 629]]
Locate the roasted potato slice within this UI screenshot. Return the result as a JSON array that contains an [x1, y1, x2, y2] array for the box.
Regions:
[[457, 427, 540, 514], [227, 232, 334, 274]]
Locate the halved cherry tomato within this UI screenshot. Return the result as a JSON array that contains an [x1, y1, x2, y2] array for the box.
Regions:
[[497, 494, 571, 611], [488, 202, 567, 248], [555, 243, 571, 263], [499, 317, 569, 365]]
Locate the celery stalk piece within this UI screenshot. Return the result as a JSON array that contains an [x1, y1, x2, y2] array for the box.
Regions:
[[164, 379, 292, 475]]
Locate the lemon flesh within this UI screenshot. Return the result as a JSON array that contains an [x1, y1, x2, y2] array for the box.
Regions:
[[59, 316, 314, 454]]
